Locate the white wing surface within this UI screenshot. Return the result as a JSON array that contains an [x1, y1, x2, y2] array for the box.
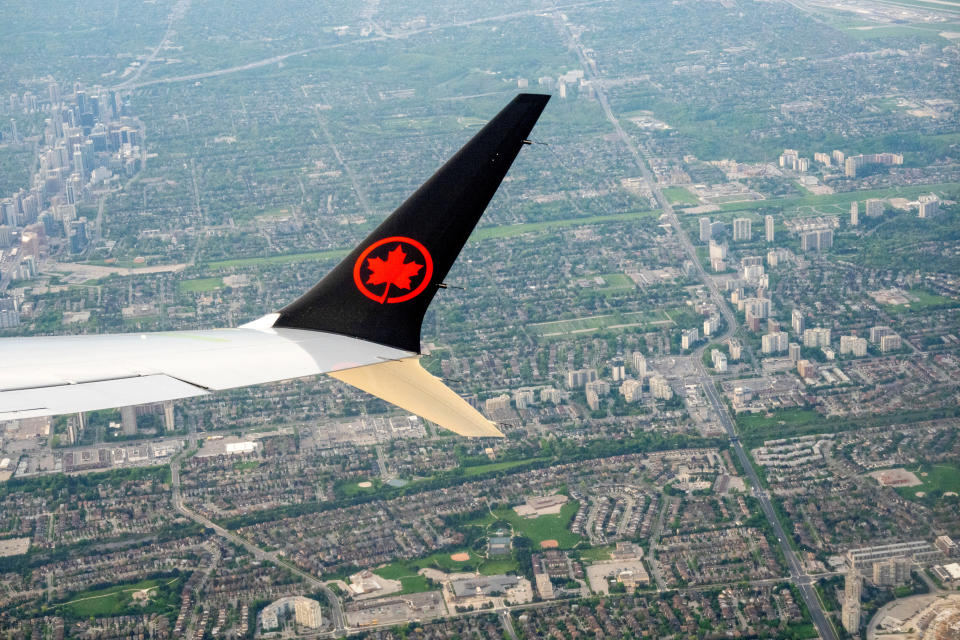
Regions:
[[0, 323, 412, 421]]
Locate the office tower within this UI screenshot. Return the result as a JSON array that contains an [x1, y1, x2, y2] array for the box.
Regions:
[[765, 215, 774, 242]]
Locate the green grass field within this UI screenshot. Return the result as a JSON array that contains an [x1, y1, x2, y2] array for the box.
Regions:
[[204, 248, 349, 269], [178, 277, 223, 293], [735, 408, 824, 443], [462, 458, 546, 478], [663, 186, 700, 206], [470, 210, 658, 241], [491, 501, 581, 549], [886, 289, 959, 313], [897, 463, 960, 500], [528, 310, 669, 337], [578, 545, 614, 562], [336, 479, 382, 497], [373, 548, 519, 583], [58, 577, 178, 618]]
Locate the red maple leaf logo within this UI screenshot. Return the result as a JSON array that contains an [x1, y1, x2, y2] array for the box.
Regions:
[[366, 245, 424, 303]]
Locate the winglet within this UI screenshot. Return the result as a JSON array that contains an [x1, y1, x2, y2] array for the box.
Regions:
[[329, 358, 505, 438], [274, 94, 550, 353]]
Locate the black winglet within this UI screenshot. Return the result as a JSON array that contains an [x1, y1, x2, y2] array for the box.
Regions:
[[274, 93, 550, 352]]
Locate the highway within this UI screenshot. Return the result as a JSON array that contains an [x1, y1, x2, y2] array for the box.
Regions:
[[170, 458, 348, 635]]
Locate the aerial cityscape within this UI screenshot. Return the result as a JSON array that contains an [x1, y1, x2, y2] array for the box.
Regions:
[[1, 0, 959, 638]]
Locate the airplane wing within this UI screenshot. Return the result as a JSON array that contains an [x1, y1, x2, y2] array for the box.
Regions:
[[0, 93, 551, 437]]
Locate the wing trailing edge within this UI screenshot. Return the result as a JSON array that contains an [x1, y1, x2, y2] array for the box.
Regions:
[[329, 358, 504, 438]]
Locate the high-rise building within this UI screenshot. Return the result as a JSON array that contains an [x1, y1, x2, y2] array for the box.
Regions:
[[761, 331, 788, 354], [791, 308, 805, 336], [485, 394, 511, 413], [803, 327, 831, 348], [649, 375, 672, 400], [779, 149, 800, 170], [850, 201, 859, 226], [872, 557, 912, 586], [732, 218, 752, 242], [513, 389, 536, 410], [566, 368, 598, 389], [832, 149, 845, 165], [681, 328, 699, 350], [880, 334, 902, 352], [611, 357, 626, 382], [866, 199, 885, 217], [709, 239, 727, 260], [814, 152, 832, 166], [632, 352, 647, 379], [918, 195, 939, 218], [841, 571, 862, 634], [699, 217, 712, 243], [840, 335, 868, 357], [765, 215, 774, 242], [619, 379, 643, 403], [728, 339, 743, 362], [744, 297, 770, 319], [797, 359, 817, 379], [703, 315, 720, 336], [788, 342, 801, 362], [845, 152, 903, 177], [800, 229, 833, 252], [870, 325, 894, 343], [711, 349, 728, 371]]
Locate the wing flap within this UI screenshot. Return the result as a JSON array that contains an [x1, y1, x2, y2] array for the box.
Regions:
[[0, 374, 208, 421], [329, 358, 504, 438]]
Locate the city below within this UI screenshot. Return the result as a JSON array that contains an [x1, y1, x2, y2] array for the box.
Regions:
[[1, 0, 959, 638]]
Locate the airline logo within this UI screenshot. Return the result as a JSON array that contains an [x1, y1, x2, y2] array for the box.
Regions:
[[353, 236, 434, 304]]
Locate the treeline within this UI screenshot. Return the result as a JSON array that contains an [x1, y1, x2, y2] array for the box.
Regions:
[[220, 431, 723, 530]]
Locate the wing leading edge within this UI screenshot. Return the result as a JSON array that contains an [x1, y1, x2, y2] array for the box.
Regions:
[[0, 94, 550, 437]]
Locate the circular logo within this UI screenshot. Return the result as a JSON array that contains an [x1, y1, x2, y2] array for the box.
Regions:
[[353, 236, 434, 304]]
